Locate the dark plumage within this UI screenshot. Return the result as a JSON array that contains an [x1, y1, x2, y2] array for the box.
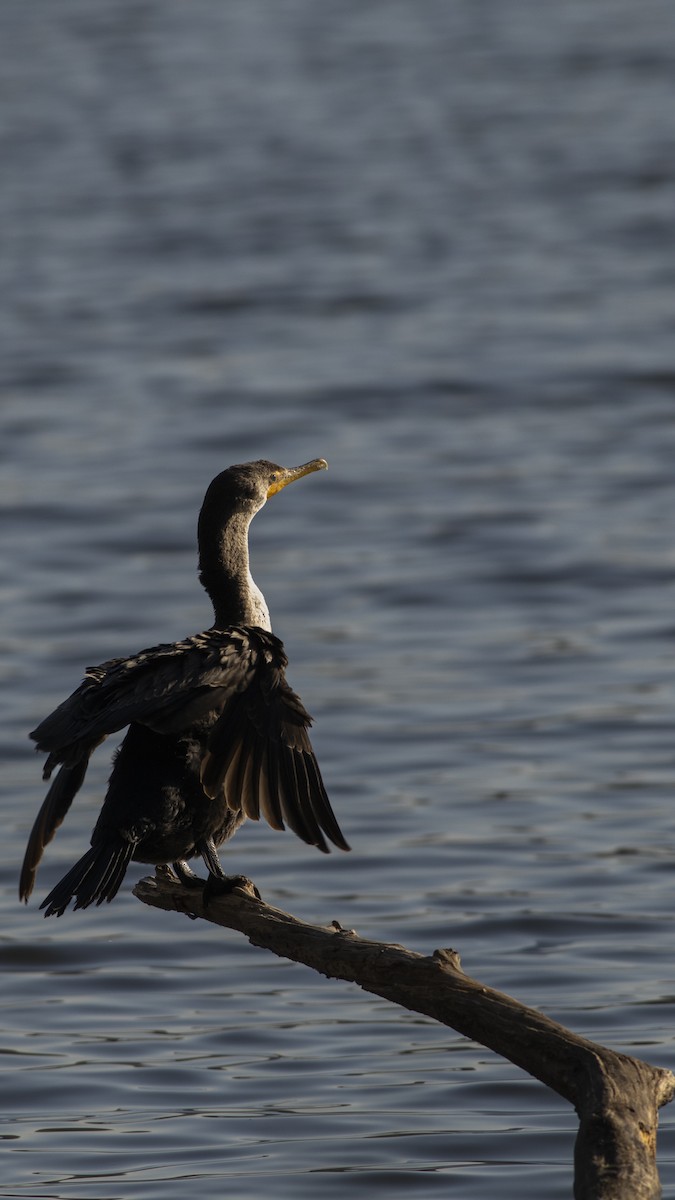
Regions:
[[20, 458, 349, 917]]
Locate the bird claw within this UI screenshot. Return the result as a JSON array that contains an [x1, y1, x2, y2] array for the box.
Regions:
[[162, 860, 204, 889], [203, 873, 261, 906]]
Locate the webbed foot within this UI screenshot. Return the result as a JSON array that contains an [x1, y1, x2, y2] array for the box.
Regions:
[[170, 859, 204, 889], [203, 873, 261, 906]]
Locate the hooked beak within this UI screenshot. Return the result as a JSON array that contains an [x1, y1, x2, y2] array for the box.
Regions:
[[267, 458, 328, 498]]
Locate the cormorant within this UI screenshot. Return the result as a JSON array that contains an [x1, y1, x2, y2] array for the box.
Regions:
[[20, 458, 349, 917]]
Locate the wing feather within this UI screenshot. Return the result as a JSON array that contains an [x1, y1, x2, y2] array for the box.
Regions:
[[19, 758, 91, 902], [199, 633, 348, 850], [30, 627, 261, 762], [303, 752, 350, 852], [286, 747, 329, 852], [259, 738, 284, 830]]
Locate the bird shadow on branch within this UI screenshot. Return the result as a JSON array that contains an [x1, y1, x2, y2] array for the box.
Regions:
[[134, 870, 675, 1200]]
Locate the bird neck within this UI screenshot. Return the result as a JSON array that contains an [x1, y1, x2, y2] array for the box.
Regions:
[[199, 511, 271, 631]]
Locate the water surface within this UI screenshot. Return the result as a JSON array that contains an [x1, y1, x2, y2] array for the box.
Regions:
[[3, 2, 675, 1196]]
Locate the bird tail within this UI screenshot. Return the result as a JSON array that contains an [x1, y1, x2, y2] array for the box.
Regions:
[[40, 839, 135, 918]]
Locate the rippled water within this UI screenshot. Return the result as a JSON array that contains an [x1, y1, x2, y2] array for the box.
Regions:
[[3, 2, 675, 1196]]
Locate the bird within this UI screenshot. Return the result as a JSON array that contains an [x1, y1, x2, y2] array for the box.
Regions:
[[19, 458, 349, 917]]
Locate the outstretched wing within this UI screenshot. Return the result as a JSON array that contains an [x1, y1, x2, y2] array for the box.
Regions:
[[21, 629, 269, 901], [30, 627, 263, 771], [200, 640, 350, 853]]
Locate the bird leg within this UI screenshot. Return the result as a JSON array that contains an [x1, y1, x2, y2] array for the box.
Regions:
[[198, 836, 261, 903], [170, 859, 204, 889]]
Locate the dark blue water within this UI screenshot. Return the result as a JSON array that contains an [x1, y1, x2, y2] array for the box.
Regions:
[[3, 2, 675, 1196]]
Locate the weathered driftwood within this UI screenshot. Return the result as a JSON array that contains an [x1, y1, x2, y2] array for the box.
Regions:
[[133, 871, 675, 1200]]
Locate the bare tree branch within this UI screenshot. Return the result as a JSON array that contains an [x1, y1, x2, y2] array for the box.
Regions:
[[134, 872, 675, 1200]]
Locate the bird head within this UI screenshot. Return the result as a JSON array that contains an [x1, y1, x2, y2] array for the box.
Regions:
[[201, 458, 328, 523]]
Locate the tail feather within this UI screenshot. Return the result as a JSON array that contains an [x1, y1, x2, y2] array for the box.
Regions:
[[40, 839, 135, 918]]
